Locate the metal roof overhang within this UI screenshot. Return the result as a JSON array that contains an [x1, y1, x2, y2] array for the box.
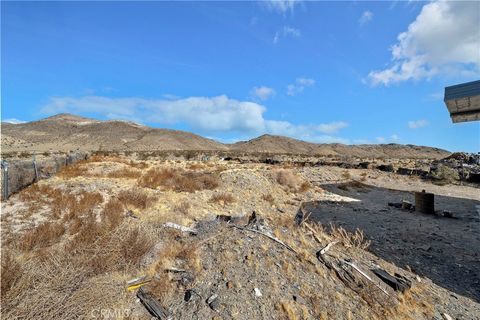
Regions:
[[444, 80, 480, 123]]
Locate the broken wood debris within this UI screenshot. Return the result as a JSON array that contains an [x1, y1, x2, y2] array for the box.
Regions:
[[371, 268, 412, 293], [136, 287, 171, 320], [161, 222, 197, 235], [230, 224, 297, 253], [126, 276, 151, 291], [319, 241, 338, 255]]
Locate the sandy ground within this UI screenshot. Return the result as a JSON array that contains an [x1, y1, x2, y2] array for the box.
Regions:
[[1, 158, 479, 319]]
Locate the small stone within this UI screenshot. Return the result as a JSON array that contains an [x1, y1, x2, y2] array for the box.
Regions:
[[415, 275, 422, 282], [206, 294, 219, 310], [442, 313, 453, 320], [226, 281, 233, 289], [254, 287, 262, 297]]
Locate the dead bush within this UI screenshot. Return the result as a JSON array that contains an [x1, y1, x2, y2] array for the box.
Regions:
[[209, 192, 235, 206], [19, 222, 66, 251], [329, 224, 371, 250], [117, 189, 153, 210], [298, 181, 311, 193], [101, 198, 124, 228], [173, 201, 191, 215], [337, 180, 370, 192], [57, 162, 89, 178], [341, 170, 351, 180], [187, 163, 205, 170], [107, 168, 141, 179], [138, 168, 219, 192], [1, 251, 22, 299], [262, 194, 275, 205], [275, 169, 309, 193]]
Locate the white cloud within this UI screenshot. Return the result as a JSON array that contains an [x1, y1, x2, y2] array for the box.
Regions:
[[287, 77, 315, 95], [264, 0, 302, 14], [368, 0, 480, 86], [250, 86, 276, 101], [2, 118, 26, 124], [376, 136, 386, 143], [359, 10, 374, 25], [390, 134, 400, 141], [273, 26, 301, 44], [40, 95, 348, 144], [408, 119, 429, 129]]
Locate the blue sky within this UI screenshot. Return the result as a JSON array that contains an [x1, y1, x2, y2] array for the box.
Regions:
[[2, 1, 479, 152]]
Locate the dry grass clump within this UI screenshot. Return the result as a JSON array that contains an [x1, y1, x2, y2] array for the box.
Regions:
[[57, 162, 89, 178], [117, 189, 153, 210], [337, 180, 370, 192], [101, 198, 124, 228], [209, 192, 235, 206], [329, 224, 371, 250], [275, 169, 310, 193], [18, 222, 66, 251], [138, 168, 219, 192], [431, 164, 459, 185], [341, 170, 352, 180], [107, 168, 141, 179], [173, 201, 191, 215], [187, 163, 205, 170], [262, 193, 275, 205], [1, 251, 22, 299]]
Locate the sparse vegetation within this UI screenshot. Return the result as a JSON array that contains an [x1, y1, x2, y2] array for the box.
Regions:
[[329, 224, 371, 250], [209, 192, 235, 206], [117, 189, 153, 210], [431, 164, 459, 185], [138, 168, 219, 192]]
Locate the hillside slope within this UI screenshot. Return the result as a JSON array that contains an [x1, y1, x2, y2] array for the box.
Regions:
[[1, 114, 450, 159]]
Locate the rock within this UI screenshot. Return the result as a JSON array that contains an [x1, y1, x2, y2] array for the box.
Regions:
[[254, 287, 262, 297], [442, 313, 453, 320], [226, 281, 233, 289], [206, 294, 219, 310]]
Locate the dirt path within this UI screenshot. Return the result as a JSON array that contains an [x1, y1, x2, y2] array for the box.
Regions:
[[304, 182, 480, 302]]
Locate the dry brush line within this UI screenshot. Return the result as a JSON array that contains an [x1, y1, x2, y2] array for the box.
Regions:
[[138, 168, 219, 192], [329, 223, 371, 250]]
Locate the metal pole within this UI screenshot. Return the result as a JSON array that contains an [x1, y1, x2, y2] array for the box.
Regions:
[[33, 153, 39, 182], [2, 160, 9, 200]]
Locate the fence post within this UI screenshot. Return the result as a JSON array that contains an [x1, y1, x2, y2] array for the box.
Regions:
[[2, 160, 9, 200], [33, 153, 39, 182]]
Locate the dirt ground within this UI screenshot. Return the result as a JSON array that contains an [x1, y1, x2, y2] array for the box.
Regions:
[[1, 156, 479, 319]]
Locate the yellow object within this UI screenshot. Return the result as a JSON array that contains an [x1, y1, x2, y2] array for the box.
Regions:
[[126, 280, 151, 292]]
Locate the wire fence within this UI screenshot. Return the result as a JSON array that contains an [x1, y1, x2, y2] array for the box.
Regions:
[[1, 151, 88, 200]]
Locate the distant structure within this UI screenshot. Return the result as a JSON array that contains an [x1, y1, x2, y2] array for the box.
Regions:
[[443, 80, 480, 123]]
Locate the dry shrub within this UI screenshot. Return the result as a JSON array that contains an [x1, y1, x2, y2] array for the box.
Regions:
[[360, 172, 368, 182], [101, 198, 124, 228], [431, 164, 459, 185], [19, 222, 66, 251], [107, 168, 141, 179], [209, 192, 235, 206], [118, 189, 153, 210], [1, 251, 22, 299], [262, 193, 275, 205], [298, 181, 311, 193], [57, 162, 89, 178], [138, 168, 219, 192], [337, 180, 370, 192], [341, 170, 351, 180], [187, 163, 205, 170], [275, 169, 309, 193], [173, 201, 191, 215], [329, 224, 371, 250]]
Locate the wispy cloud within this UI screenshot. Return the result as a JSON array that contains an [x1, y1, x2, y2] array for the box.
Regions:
[[40, 95, 348, 144], [359, 10, 373, 25], [287, 77, 315, 96], [263, 0, 302, 14], [2, 118, 26, 124], [250, 86, 276, 101], [408, 119, 428, 129], [273, 26, 301, 44], [368, 1, 480, 86]]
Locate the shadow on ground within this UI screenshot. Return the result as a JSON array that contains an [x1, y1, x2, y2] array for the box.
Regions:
[[302, 182, 480, 302]]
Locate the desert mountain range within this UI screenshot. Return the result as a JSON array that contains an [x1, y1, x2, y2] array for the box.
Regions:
[[1, 114, 449, 159]]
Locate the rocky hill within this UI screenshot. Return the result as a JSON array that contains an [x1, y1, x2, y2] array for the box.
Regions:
[[1, 114, 450, 159]]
